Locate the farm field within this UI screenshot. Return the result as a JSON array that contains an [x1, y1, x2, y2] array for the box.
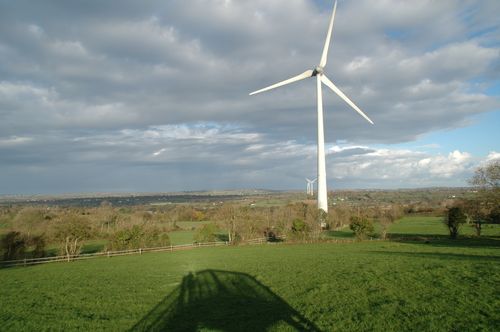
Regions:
[[12, 216, 497, 257], [388, 216, 500, 237], [327, 215, 500, 239], [1, 217, 499, 331]]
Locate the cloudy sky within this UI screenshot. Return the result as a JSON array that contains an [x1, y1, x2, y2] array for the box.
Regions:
[[0, 0, 499, 194]]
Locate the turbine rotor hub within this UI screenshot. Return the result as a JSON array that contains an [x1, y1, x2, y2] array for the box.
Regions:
[[313, 66, 324, 76]]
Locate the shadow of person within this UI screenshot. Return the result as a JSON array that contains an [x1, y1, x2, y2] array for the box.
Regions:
[[129, 269, 320, 331]]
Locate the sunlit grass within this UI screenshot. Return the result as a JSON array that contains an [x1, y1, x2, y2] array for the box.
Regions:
[[1, 216, 499, 331], [168, 230, 195, 245]]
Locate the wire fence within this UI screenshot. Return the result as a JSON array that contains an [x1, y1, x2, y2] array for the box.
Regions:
[[0, 235, 381, 268], [0, 241, 230, 268], [0, 237, 278, 268]]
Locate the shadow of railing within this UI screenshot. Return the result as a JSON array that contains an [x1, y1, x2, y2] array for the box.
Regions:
[[129, 269, 320, 332], [388, 234, 500, 249], [368, 250, 500, 263]]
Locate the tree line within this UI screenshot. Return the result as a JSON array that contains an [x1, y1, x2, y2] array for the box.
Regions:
[[0, 200, 405, 261], [444, 160, 499, 238], [1, 160, 497, 261]]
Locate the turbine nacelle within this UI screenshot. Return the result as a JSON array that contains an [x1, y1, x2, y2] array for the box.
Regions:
[[313, 66, 324, 76]]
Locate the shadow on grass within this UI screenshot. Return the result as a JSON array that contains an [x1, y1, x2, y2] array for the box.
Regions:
[[215, 233, 229, 242], [81, 243, 106, 254], [324, 230, 354, 239], [388, 234, 500, 249], [369, 250, 500, 263], [129, 269, 320, 332]]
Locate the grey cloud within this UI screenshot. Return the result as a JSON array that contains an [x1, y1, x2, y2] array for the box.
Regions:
[[0, 0, 498, 193]]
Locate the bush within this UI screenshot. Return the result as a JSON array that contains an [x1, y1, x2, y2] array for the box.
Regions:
[[108, 225, 170, 251], [489, 206, 500, 224], [349, 216, 374, 240], [1, 231, 27, 260], [55, 214, 92, 260], [264, 228, 280, 242], [12, 207, 46, 236], [194, 223, 218, 243], [28, 234, 47, 258], [290, 218, 310, 241], [291, 218, 307, 233], [445, 206, 467, 239]]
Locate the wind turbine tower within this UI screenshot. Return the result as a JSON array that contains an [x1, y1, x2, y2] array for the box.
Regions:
[[250, 1, 373, 214]]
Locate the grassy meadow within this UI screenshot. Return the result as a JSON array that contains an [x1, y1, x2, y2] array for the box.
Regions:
[[1, 216, 499, 331]]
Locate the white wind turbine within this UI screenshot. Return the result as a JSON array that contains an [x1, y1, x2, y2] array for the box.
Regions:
[[250, 1, 373, 213], [306, 178, 317, 196]]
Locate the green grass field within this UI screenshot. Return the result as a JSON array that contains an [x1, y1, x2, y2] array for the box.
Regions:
[[168, 230, 196, 245], [326, 215, 500, 239], [388, 216, 500, 237], [1, 217, 499, 331], [175, 221, 211, 230]]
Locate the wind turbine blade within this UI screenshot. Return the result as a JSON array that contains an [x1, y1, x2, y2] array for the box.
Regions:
[[319, 0, 337, 68], [321, 75, 374, 125], [249, 70, 313, 95]]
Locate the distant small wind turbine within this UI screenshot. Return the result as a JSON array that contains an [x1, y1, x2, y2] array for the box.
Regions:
[[306, 178, 317, 196], [250, 0, 373, 213]]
